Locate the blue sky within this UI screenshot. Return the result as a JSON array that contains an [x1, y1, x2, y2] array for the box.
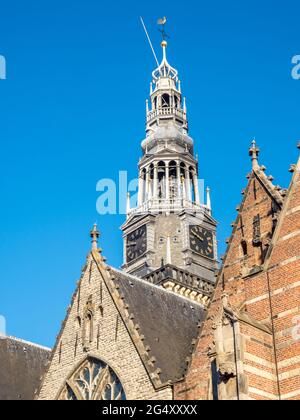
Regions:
[[0, 0, 299, 347]]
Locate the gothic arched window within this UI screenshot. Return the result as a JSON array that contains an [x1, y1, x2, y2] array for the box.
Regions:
[[58, 357, 126, 401], [174, 96, 179, 109], [85, 313, 93, 344], [157, 161, 166, 199], [161, 94, 170, 108], [240, 240, 248, 257]]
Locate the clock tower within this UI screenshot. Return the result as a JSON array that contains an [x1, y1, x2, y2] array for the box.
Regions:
[[121, 40, 218, 292]]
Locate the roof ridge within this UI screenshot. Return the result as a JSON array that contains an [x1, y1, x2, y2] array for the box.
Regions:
[[253, 167, 284, 205], [5, 336, 51, 352], [111, 267, 206, 309], [264, 152, 300, 269]]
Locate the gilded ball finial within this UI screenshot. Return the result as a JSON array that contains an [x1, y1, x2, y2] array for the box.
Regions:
[[161, 40, 168, 48]]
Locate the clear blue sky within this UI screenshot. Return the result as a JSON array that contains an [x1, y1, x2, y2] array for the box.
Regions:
[[0, 0, 299, 347]]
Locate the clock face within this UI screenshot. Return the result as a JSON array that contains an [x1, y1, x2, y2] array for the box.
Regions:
[[190, 225, 214, 259], [126, 225, 147, 263]]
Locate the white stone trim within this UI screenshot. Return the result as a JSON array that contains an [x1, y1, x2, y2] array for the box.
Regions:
[[281, 389, 300, 400], [278, 368, 300, 381], [279, 229, 300, 242], [244, 353, 276, 370], [278, 355, 300, 369], [246, 293, 268, 305], [276, 306, 300, 320], [286, 205, 300, 216], [248, 387, 278, 400], [272, 280, 300, 296], [244, 365, 277, 381]]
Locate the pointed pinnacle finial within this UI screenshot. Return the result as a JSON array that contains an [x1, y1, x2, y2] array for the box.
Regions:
[[161, 40, 168, 63], [126, 192, 131, 219], [249, 138, 260, 170], [206, 187, 212, 212], [90, 223, 100, 251]]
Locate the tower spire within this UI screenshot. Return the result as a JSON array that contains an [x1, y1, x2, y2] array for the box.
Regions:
[[121, 21, 218, 281], [90, 223, 100, 251], [249, 138, 260, 170]]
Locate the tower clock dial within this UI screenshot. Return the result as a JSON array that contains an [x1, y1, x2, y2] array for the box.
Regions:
[[190, 225, 214, 259], [126, 225, 147, 263]]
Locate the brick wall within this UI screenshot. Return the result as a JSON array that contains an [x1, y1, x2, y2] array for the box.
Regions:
[[265, 158, 300, 400], [175, 168, 284, 400]]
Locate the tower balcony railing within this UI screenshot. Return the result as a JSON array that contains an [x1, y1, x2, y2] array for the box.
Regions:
[[143, 264, 215, 299], [128, 198, 210, 216], [147, 106, 186, 123]]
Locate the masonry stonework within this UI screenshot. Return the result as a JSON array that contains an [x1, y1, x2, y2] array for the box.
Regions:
[[37, 253, 172, 400]]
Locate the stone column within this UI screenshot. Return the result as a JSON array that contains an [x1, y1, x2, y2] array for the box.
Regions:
[[176, 162, 181, 199], [153, 162, 158, 199], [185, 168, 192, 201], [138, 169, 144, 206], [145, 166, 150, 201], [193, 170, 200, 205], [166, 162, 170, 201]]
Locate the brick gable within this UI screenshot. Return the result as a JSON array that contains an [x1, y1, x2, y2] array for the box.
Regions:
[[174, 144, 291, 400]]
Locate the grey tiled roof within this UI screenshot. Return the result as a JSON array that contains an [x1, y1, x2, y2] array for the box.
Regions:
[[0, 337, 51, 400], [110, 268, 206, 384]]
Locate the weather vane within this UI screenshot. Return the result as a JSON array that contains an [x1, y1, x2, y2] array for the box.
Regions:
[[157, 17, 170, 42]]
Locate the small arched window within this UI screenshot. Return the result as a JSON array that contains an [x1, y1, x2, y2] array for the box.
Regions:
[[174, 96, 179, 109], [161, 94, 170, 108], [75, 316, 81, 329], [241, 240, 248, 257], [85, 313, 93, 343]]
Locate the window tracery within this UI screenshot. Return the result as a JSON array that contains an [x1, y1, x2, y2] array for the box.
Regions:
[[59, 357, 126, 401]]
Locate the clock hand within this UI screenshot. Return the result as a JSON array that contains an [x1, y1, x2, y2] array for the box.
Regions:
[[127, 242, 137, 247], [191, 230, 204, 242]]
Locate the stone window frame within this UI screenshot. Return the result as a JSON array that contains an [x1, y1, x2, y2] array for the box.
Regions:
[[57, 356, 126, 401]]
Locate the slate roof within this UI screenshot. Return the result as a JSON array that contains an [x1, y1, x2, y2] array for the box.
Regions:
[[110, 268, 207, 384], [0, 337, 51, 400]]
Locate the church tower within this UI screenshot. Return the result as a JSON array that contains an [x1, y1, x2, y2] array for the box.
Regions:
[[121, 40, 218, 291]]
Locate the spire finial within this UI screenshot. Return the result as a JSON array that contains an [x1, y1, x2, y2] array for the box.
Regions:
[[126, 192, 131, 219], [158, 17, 169, 62], [249, 138, 260, 170], [206, 187, 212, 213], [151, 17, 178, 83], [157, 17, 168, 42], [90, 223, 100, 251]]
